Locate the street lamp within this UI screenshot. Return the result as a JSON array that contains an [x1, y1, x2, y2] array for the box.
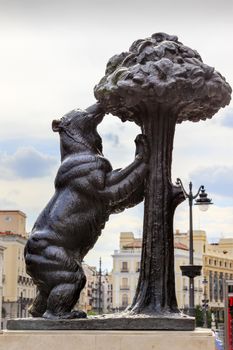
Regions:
[[176, 178, 213, 317]]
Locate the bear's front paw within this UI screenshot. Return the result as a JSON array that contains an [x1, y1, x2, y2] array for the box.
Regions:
[[135, 134, 149, 162]]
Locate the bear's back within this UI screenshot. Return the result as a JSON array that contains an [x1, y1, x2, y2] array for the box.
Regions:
[[55, 153, 112, 191]]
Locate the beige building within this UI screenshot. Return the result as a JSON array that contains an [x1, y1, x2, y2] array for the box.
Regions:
[[174, 230, 233, 320], [78, 264, 98, 313], [78, 263, 112, 314], [0, 245, 5, 328], [203, 238, 233, 321], [0, 211, 28, 238], [0, 210, 36, 326]]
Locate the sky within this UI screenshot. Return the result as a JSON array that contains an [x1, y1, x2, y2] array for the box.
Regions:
[[0, 0, 233, 271]]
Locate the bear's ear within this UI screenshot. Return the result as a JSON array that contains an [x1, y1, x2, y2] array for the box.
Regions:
[[52, 119, 61, 132]]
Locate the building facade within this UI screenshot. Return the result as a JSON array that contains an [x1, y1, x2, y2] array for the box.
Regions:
[[0, 245, 5, 328], [112, 232, 141, 311], [112, 232, 203, 311], [0, 211, 28, 238], [174, 230, 233, 321], [78, 263, 112, 314], [0, 210, 36, 326], [174, 242, 203, 310], [112, 231, 233, 313], [203, 238, 233, 321]]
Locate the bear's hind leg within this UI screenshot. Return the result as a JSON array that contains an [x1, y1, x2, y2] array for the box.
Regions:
[[43, 267, 86, 319], [28, 290, 48, 317]]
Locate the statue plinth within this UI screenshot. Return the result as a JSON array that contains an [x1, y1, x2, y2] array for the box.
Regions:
[[7, 314, 194, 331]]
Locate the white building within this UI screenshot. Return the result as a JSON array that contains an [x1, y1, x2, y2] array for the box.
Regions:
[[174, 241, 203, 310], [112, 232, 203, 311], [112, 233, 141, 310]]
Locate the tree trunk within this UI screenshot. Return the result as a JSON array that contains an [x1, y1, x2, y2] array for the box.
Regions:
[[129, 104, 185, 315]]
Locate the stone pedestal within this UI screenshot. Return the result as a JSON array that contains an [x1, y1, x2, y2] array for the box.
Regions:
[[0, 328, 215, 350], [7, 315, 195, 331]]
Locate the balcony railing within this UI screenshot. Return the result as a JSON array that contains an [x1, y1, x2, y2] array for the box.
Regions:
[[17, 275, 34, 285]]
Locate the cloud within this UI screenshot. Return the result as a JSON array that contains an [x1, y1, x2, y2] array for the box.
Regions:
[[0, 197, 17, 209], [98, 115, 140, 170], [220, 109, 233, 128], [175, 202, 233, 241], [0, 137, 59, 157], [0, 147, 58, 180], [189, 164, 233, 198], [103, 133, 119, 146], [0, 0, 232, 273]]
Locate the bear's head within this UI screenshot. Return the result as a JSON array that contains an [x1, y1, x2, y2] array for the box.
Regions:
[[52, 103, 105, 159]]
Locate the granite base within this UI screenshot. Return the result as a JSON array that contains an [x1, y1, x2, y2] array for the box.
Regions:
[[0, 328, 215, 350]]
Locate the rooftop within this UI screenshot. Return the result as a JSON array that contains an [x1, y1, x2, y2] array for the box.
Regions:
[[0, 210, 26, 218]]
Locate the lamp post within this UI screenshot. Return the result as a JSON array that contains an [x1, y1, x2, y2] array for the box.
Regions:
[[176, 179, 213, 317], [95, 257, 109, 314], [98, 257, 102, 314], [202, 276, 209, 328], [18, 289, 26, 318]]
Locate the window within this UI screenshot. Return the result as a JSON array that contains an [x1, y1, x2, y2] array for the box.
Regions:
[[122, 278, 128, 288], [121, 262, 128, 272], [214, 272, 218, 302], [136, 261, 140, 272], [209, 271, 213, 302], [122, 294, 128, 307], [219, 272, 223, 302]]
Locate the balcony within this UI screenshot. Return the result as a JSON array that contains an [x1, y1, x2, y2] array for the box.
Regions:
[[120, 269, 129, 273], [114, 249, 141, 255]]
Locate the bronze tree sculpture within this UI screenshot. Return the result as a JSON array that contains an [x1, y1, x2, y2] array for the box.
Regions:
[[24, 103, 149, 319], [95, 32, 231, 315]]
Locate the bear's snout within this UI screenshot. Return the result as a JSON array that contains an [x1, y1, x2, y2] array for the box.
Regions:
[[52, 119, 61, 132]]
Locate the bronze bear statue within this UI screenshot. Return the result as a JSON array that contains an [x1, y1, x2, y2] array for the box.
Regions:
[[24, 103, 149, 319]]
